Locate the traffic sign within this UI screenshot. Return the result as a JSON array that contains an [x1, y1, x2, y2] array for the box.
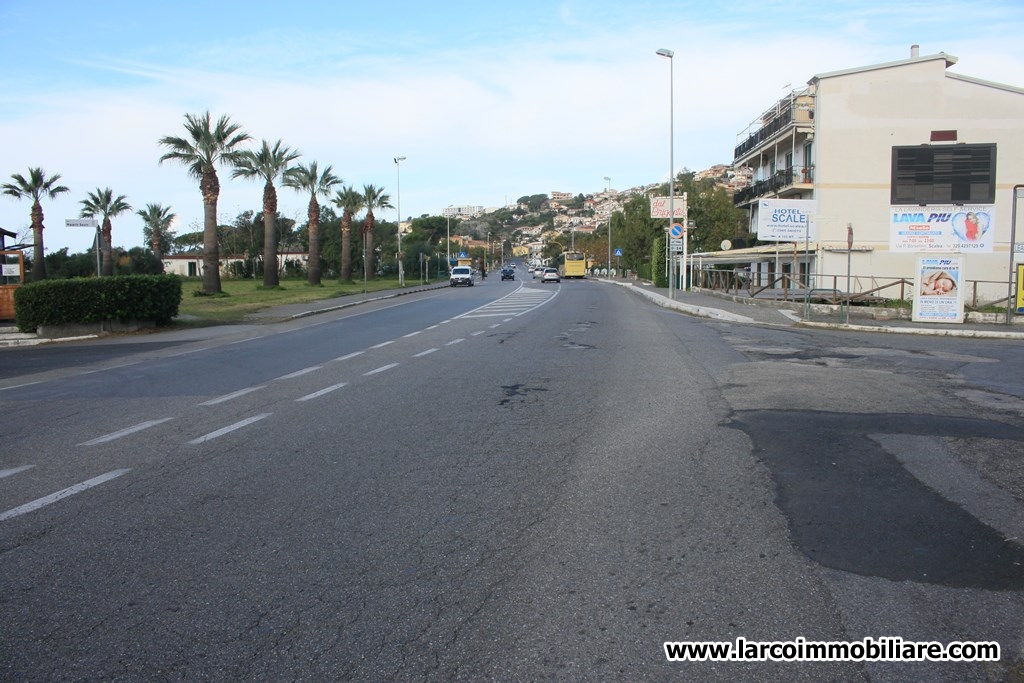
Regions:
[[670, 239, 683, 252], [66, 218, 98, 228], [669, 223, 685, 238], [614, 248, 623, 257], [458, 251, 467, 258]]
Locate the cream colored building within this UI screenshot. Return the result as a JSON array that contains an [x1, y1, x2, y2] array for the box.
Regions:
[[724, 47, 1024, 304]]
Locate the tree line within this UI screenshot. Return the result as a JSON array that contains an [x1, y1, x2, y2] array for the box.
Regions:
[[4, 110, 747, 291]]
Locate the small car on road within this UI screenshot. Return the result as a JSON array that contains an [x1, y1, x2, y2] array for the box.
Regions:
[[541, 267, 560, 283], [500, 267, 515, 281], [450, 266, 475, 287]]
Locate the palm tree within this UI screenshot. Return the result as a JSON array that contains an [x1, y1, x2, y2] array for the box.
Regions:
[[233, 139, 301, 288], [137, 203, 176, 262], [283, 161, 341, 286], [1, 167, 70, 280], [360, 184, 392, 280], [79, 188, 132, 276], [331, 185, 364, 282], [158, 112, 250, 294]]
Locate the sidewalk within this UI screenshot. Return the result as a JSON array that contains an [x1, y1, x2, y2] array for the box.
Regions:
[[607, 279, 1024, 340]]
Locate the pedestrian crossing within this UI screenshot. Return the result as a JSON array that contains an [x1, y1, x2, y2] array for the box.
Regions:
[[457, 286, 557, 319]]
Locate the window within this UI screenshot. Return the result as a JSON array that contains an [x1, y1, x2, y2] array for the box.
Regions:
[[891, 143, 996, 205]]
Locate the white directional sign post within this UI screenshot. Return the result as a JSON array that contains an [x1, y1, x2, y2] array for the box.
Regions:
[[66, 218, 100, 276]]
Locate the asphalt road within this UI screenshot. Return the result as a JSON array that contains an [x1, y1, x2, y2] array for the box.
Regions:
[[1, 275, 1022, 681]]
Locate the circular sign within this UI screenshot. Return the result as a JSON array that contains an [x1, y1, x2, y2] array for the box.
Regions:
[[720, 240, 732, 251], [670, 223, 685, 238]]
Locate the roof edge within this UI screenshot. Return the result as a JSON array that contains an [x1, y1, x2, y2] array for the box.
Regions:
[[808, 52, 958, 85]]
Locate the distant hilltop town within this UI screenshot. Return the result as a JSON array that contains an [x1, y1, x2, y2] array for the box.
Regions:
[[439, 164, 751, 237]]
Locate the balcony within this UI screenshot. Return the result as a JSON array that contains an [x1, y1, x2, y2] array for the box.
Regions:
[[733, 167, 814, 206], [734, 107, 794, 159]]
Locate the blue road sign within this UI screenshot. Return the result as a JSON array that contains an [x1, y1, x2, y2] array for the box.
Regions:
[[614, 248, 623, 256]]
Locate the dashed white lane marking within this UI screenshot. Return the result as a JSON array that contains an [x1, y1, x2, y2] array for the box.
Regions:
[[413, 348, 439, 357], [0, 469, 131, 522], [0, 465, 35, 479], [334, 351, 364, 361], [274, 366, 322, 380], [78, 418, 175, 446], [188, 414, 272, 444], [200, 386, 266, 406], [370, 341, 394, 349], [445, 338, 465, 346], [296, 382, 349, 402], [364, 363, 399, 376]]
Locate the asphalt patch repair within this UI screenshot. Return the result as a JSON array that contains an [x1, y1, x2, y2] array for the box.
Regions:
[[729, 411, 1024, 591]]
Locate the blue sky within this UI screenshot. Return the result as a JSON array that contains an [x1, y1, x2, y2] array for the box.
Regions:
[[3, 0, 1024, 253]]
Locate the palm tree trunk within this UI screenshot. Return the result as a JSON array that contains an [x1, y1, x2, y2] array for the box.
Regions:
[[201, 171, 222, 294], [341, 212, 352, 281], [262, 182, 279, 288], [101, 218, 114, 276], [307, 198, 321, 286], [364, 213, 374, 280], [30, 201, 46, 281]]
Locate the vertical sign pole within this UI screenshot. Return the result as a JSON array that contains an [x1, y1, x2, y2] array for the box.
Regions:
[[1008, 186, 1023, 325]]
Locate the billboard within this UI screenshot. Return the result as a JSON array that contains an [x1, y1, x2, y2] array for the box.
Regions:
[[756, 199, 817, 241], [890, 205, 995, 253], [650, 193, 688, 219], [912, 255, 964, 323]]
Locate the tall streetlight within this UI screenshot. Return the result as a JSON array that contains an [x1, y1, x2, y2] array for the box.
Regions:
[[446, 207, 451, 269], [394, 156, 406, 286], [656, 48, 675, 299], [604, 176, 611, 277]]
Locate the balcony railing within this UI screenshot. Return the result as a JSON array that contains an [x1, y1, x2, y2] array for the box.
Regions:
[[734, 107, 793, 159], [733, 167, 815, 206], [734, 169, 794, 204]]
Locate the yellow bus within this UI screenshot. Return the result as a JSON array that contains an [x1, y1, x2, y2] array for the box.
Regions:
[[559, 250, 587, 279]]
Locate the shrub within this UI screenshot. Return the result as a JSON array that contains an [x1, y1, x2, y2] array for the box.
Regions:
[[13, 274, 182, 332]]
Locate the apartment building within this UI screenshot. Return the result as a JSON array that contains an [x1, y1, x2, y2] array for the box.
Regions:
[[722, 47, 1024, 305]]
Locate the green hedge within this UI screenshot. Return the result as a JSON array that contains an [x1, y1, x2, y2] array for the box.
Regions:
[[14, 274, 183, 332]]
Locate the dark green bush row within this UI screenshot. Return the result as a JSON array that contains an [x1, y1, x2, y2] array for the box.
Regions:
[[14, 275, 183, 332]]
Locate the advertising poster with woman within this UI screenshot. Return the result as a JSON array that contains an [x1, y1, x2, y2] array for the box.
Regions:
[[913, 255, 964, 323]]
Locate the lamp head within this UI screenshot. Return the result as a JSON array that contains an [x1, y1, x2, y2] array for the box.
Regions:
[[656, 48, 674, 58]]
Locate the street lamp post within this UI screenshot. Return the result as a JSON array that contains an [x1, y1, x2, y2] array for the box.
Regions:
[[604, 176, 611, 277], [394, 156, 406, 286], [446, 209, 451, 269], [656, 48, 675, 299]]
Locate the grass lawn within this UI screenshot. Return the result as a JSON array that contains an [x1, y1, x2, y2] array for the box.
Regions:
[[174, 276, 432, 325]]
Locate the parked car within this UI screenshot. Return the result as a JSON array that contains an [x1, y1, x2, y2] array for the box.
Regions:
[[500, 267, 515, 281], [541, 267, 560, 283], [449, 266, 475, 287]]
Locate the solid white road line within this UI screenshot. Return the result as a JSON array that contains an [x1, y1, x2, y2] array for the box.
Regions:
[[0, 469, 131, 522], [188, 414, 272, 444], [78, 418, 174, 446]]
